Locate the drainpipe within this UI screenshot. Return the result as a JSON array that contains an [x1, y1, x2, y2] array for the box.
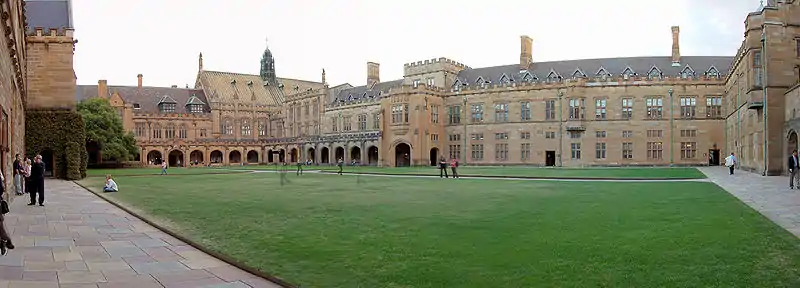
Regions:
[[669, 88, 674, 166], [762, 25, 769, 176], [558, 90, 564, 167]]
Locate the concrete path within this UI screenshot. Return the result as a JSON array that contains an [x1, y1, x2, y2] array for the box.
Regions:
[[0, 179, 282, 288], [699, 166, 800, 237]]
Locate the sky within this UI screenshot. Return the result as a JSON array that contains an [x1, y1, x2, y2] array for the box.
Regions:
[[71, 0, 760, 88]]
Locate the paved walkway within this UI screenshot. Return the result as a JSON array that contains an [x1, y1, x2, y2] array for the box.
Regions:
[[699, 166, 800, 237], [0, 180, 281, 288]]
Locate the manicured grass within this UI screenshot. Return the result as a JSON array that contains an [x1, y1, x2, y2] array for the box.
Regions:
[[229, 164, 706, 179], [78, 172, 800, 287], [86, 167, 244, 177]]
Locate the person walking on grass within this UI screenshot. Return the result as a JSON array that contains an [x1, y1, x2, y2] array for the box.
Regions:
[[28, 155, 45, 207], [160, 161, 168, 175], [296, 160, 303, 176], [337, 158, 344, 175], [790, 150, 800, 189], [451, 158, 459, 179], [439, 156, 449, 178], [725, 152, 737, 175]]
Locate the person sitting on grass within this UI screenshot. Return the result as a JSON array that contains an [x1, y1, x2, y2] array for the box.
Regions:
[[103, 175, 118, 192]]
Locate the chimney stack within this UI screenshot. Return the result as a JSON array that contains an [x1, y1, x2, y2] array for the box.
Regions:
[[137, 74, 143, 90], [367, 62, 380, 87], [98, 80, 108, 99], [520, 35, 533, 70], [671, 26, 681, 66]]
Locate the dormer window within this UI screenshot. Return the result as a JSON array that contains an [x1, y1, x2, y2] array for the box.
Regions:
[[184, 94, 206, 114], [133, 103, 141, 109], [546, 70, 561, 83], [706, 67, 720, 78], [647, 66, 662, 80], [596, 67, 610, 81], [680, 66, 695, 79], [159, 103, 176, 113], [499, 74, 511, 84], [188, 104, 203, 113], [521, 72, 537, 83]]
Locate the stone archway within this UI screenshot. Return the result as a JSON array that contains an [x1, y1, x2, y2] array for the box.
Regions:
[[367, 146, 379, 165], [307, 148, 315, 163], [168, 150, 184, 167], [429, 148, 439, 166], [267, 149, 274, 163], [247, 150, 259, 163], [395, 143, 411, 167], [229, 150, 242, 164], [210, 150, 223, 164], [190, 150, 204, 165], [789, 130, 798, 160], [290, 148, 298, 163], [321, 147, 330, 164], [147, 150, 163, 165], [335, 147, 345, 162], [279, 149, 286, 162], [350, 146, 361, 163]]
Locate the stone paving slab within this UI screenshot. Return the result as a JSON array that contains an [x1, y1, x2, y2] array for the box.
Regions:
[[0, 179, 283, 288], [699, 166, 800, 238]]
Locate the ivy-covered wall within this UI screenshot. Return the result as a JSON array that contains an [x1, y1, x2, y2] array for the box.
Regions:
[[25, 110, 87, 180]]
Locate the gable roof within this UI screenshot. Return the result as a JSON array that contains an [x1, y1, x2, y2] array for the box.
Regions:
[[75, 85, 210, 114], [195, 70, 324, 106], [332, 79, 403, 104], [454, 56, 733, 87]]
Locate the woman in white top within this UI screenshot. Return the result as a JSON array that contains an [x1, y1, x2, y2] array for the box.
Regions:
[[103, 175, 118, 192]]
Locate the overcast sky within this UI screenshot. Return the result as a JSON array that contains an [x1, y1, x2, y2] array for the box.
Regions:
[[71, 0, 759, 88]]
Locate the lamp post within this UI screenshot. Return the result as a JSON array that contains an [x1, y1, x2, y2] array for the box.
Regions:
[[668, 88, 674, 166], [557, 90, 564, 167], [462, 95, 468, 165], [761, 25, 769, 176]]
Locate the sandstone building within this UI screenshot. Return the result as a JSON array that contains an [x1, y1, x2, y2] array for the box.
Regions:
[[77, 26, 735, 168], [0, 0, 29, 186]]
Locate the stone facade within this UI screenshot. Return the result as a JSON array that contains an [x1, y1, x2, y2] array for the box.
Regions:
[[0, 0, 28, 186], [76, 23, 745, 167], [726, 1, 800, 175]]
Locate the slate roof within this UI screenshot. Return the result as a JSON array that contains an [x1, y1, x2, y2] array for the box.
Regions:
[[454, 56, 734, 88], [332, 80, 404, 104], [75, 85, 210, 114], [195, 70, 324, 106], [24, 0, 73, 33]]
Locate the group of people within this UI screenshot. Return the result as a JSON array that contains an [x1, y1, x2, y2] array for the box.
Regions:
[[12, 154, 47, 206], [438, 157, 459, 178]]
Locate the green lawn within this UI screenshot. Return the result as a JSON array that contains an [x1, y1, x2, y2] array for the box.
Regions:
[[86, 167, 245, 177], [229, 164, 706, 179], [78, 173, 800, 287]]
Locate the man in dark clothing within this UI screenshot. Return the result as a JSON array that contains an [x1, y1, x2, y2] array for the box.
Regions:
[[12, 154, 22, 195], [337, 158, 344, 175], [28, 155, 45, 206], [439, 157, 448, 178], [296, 160, 303, 176], [790, 150, 800, 189]]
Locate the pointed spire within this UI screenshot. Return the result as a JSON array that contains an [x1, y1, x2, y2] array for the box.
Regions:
[[758, 0, 764, 11], [198, 52, 204, 71]]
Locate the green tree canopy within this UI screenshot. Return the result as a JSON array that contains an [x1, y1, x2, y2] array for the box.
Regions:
[[78, 98, 138, 162]]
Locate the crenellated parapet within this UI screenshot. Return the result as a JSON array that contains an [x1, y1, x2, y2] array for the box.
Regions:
[[404, 57, 470, 77], [27, 27, 76, 47]]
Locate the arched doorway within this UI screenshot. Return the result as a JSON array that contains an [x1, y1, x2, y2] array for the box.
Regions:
[[147, 151, 163, 165], [189, 150, 203, 165], [247, 150, 259, 163], [395, 143, 411, 167], [321, 147, 330, 163], [350, 146, 361, 163], [86, 141, 101, 165], [279, 149, 286, 162], [367, 146, 379, 165], [307, 148, 315, 163], [229, 151, 242, 164], [168, 150, 184, 167], [267, 149, 274, 163], [789, 131, 798, 165], [335, 147, 345, 162], [210, 150, 223, 164], [290, 148, 298, 163], [41, 149, 55, 177], [429, 148, 439, 166]]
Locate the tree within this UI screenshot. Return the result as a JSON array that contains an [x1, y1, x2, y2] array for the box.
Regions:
[[77, 98, 138, 162]]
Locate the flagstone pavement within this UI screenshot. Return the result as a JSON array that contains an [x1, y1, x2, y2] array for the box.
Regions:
[[699, 166, 800, 238], [0, 179, 282, 288]]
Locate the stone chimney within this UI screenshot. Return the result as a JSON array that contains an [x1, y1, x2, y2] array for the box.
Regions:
[[98, 80, 108, 99], [520, 35, 533, 70], [671, 26, 681, 66], [137, 74, 143, 90], [367, 62, 380, 87]]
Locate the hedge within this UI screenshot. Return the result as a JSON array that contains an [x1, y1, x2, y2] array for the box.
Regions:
[[25, 109, 87, 180]]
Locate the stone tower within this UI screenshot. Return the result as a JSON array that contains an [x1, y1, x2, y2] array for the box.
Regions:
[[260, 39, 277, 85]]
